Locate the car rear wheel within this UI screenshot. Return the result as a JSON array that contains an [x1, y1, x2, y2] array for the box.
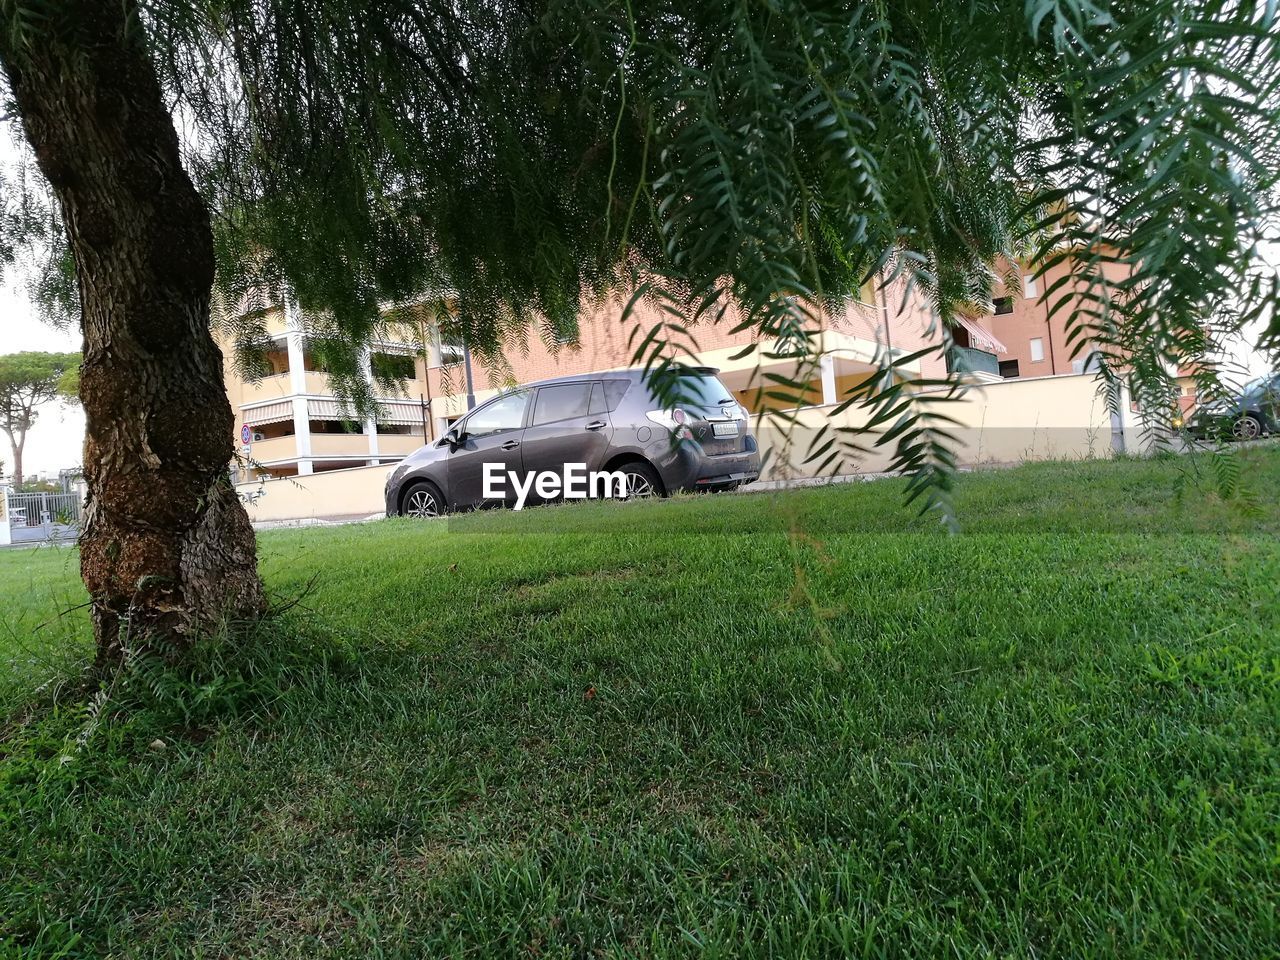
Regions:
[[401, 481, 445, 518], [1231, 414, 1262, 441], [619, 462, 664, 501]]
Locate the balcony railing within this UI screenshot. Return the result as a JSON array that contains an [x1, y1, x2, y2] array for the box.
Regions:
[[948, 346, 1001, 376]]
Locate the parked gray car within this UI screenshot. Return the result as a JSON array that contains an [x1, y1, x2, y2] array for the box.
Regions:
[[385, 368, 761, 517], [1185, 371, 1280, 441]]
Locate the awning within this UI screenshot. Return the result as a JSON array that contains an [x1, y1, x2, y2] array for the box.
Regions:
[[308, 398, 358, 420], [956, 316, 1007, 354], [377, 401, 425, 425], [242, 401, 293, 426]]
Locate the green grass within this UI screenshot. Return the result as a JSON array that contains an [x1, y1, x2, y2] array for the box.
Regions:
[[2, 450, 1279, 957]]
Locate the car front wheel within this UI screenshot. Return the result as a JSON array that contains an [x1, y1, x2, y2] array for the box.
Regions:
[[401, 481, 446, 518]]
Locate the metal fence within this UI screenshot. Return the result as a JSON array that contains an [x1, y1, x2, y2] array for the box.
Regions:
[[7, 490, 83, 543]]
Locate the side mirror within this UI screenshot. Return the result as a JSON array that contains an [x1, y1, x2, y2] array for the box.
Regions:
[[445, 428, 465, 448]]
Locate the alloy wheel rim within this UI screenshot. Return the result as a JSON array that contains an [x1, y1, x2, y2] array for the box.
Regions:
[[624, 473, 655, 499], [1232, 417, 1259, 440], [406, 490, 440, 518]]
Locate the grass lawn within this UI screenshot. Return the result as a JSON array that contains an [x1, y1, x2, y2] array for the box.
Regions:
[[2, 450, 1278, 957]]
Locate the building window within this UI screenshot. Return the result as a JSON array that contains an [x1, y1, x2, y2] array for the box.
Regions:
[[999, 359, 1020, 379], [1023, 275, 1038, 298], [434, 339, 465, 366], [1029, 338, 1045, 363], [993, 296, 1014, 315]]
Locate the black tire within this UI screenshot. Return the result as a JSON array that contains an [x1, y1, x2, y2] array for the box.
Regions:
[[400, 480, 447, 518], [618, 461, 665, 500], [1231, 414, 1262, 442]]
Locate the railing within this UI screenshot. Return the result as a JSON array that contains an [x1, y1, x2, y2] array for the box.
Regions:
[[7, 490, 83, 543], [948, 346, 1001, 376]]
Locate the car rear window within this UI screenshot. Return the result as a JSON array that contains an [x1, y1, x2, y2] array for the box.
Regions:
[[672, 373, 734, 411]]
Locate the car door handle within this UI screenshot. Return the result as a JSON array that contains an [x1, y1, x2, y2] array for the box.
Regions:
[[500, 439, 521, 450], [585, 420, 607, 431]]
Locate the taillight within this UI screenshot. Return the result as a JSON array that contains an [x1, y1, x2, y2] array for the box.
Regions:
[[646, 408, 692, 439]]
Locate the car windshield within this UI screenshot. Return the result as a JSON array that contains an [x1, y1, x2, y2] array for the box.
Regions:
[[1242, 375, 1277, 397]]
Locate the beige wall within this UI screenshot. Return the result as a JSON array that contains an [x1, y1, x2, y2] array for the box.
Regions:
[[760, 372, 1124, 482], [239, 463, 391, 522], [248, 434, 299, 464], [377, 433, 428, 456], [237, 373, 1131, 522], [309, 433, 370, 457]]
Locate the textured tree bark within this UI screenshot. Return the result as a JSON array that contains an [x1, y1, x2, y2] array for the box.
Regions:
[[0, 0, 266, 666], [3, 430, 23, 490]]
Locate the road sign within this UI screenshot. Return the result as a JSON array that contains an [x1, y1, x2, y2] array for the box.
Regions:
[[241, 424, 252, 445]]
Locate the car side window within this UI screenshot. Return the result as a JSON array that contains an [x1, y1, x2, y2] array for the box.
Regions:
[[603, 379, 631, 411], [589, 381, 608, 415], [532, 383, 593, 425], [463, 391, 529, 438]]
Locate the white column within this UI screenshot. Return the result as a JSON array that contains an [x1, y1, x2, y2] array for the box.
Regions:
[[819, 354, 838, 407], [1110, 381, 1128, 455], [285, 326, 307, 397], [285, 299, 312, 474], [292, 397, 313, 474], [358, 347, 379, 464], [0, 488, 11, 547]]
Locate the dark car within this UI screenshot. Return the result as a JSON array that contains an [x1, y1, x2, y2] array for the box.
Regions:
[[385, 368, 761, 517], [1186, 372, 1280, 441]]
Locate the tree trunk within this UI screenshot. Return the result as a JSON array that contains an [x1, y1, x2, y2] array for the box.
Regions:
[[3, 430, 21, 490], [0, 0, 266, 666]]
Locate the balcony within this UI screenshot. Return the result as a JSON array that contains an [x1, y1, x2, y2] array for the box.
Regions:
[[303, 370, 337, 395], [237, 373, 294, 407], [376, 433, 428, 456], [947, 346, 1001, 377], [245, 434, 300, 464], [311, 433, 374, 458]]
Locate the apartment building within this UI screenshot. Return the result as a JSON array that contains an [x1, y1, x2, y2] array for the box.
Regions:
[[223, 304, 433, 480], [419, 277, 951, 424], [223, 262, 1100, 479], [971, 254, 1132, 379]]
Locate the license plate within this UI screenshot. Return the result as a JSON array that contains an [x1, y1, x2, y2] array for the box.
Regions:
[[712, 422, 739, 438]]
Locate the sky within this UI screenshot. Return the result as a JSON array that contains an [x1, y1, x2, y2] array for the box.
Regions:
[[1, 277, 85, 479]]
